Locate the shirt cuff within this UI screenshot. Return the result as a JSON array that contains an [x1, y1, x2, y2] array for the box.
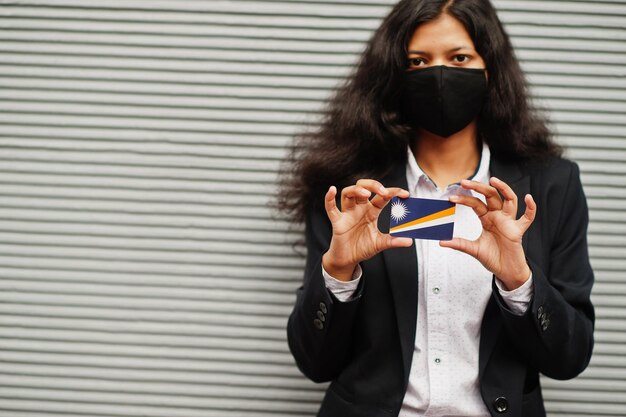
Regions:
[[495, 272, 534, 316], [322, 263, 363, 303]]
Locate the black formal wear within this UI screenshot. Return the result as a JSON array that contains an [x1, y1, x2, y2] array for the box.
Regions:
[[287, 154, 595, 417]]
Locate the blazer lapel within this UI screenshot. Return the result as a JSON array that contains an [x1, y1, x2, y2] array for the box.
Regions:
[[377, 163, 418, 386], [479, 155, 530, 379]]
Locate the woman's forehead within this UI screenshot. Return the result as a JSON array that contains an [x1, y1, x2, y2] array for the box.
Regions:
[[407, 14, 476, 53]]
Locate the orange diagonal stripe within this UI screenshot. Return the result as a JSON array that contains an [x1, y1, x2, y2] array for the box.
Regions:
[[390, 206, 456, 232]]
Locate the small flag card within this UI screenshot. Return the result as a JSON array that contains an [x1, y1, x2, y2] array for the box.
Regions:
[[389, 197, 456, 240]]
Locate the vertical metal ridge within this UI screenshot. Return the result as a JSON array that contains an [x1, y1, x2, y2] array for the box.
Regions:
[[0, 1, 624, 416]]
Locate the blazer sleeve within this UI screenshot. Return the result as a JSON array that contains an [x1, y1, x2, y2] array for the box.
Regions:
[[493, 161, 595, 380], [286, 204, 363, 383]]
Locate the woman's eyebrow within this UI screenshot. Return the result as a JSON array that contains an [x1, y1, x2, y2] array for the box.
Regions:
[[448, 46, 472, 52], [407, 46, 472, 55]]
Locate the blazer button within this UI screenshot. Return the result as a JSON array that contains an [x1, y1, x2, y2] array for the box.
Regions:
[[537, 306, 544, 320], [542, 319, 550, 331], [319, 302, 328, 314], [313, 318, 324, 330], [317, 310, 326, 322], [494, 396, 508, 413]]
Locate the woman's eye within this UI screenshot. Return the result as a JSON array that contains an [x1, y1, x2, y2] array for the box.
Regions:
[[408, 58, 425, 67], [453, 55, 469, 63]]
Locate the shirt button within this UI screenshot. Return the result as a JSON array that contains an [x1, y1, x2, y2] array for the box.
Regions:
[[434, 358, 441, 364], [433, 287, 440, 294]]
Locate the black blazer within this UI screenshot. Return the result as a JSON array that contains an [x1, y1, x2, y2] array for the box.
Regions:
[[287, 155, 595, 417]]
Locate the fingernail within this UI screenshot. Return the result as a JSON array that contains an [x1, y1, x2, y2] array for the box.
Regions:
[[360, 189, 370, 196], [379, 186, 387, 194], [449, 195, 458, 201]]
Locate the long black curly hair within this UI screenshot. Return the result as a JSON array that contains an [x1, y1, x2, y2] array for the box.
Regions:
[[277, 0, 561, 224]]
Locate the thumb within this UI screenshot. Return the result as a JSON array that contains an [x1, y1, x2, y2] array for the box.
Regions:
[[380, 234, 413, 250], [439, 237, 479, 258]]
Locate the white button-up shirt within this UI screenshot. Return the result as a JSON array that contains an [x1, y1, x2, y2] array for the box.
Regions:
[[323, 142, 534, 416]]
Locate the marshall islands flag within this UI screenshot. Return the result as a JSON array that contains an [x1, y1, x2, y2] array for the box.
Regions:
[[389, 197, 456, 240]]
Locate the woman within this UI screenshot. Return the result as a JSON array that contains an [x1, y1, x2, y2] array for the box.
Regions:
[[278, 0, 595, 416]]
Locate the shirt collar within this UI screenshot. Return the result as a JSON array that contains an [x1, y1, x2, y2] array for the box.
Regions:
[[406, 141, 491, 193]]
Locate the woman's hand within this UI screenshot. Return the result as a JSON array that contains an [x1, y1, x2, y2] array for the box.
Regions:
[[440, 177, 536, 290], [322, 179, 413, 281]]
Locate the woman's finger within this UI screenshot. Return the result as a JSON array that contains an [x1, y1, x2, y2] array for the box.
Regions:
[[439, 237, 479, 259], [460, 179, 503, 211], [356, 179, 390, 199], [324, 186, 342, 223], [370, 187, 410, 210], [341, 185, 371, 211], [379, 234, 413, 250], [448, 195, 489, 217], [489, 177, 518, 216], [517, 194, 537, 232]]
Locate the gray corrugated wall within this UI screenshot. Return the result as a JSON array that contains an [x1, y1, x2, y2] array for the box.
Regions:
[[0, 0, 624, 415]]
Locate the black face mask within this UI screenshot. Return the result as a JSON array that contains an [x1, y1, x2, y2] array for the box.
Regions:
[[401, 65, 487, 138]]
